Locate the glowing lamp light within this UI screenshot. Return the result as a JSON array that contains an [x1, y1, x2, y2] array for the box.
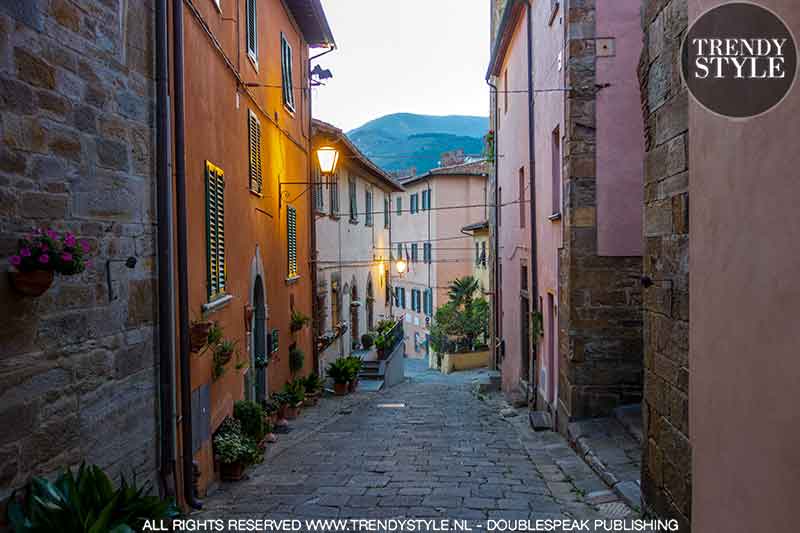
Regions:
[[316, 146, 340, 176], [396, 257, 408, 275]]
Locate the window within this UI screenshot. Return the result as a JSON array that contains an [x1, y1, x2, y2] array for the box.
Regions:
[[248, 111, 262, 194], [280, 33, 295, 111], [423, 289, 433, 316], [552, 126, 561, 216], [519, 167, 526, 228], [396, 197, 402, 216], [475, 242, 480, 265], [348, 178, 357, 222], [421, 189, 431, 210], [481, 241, 487, 267], [365, 189, 373, 226], [313, 163, 324, 212], [411, 243, 418, 263], [395, 287, 406, 309], [205, 161, 226, 299], [411, 289, 422, 312], [246, 0, 257, 62], [410, 193, 419, 214], [384, 194, 390, 228], [329, 174, 339, 216], [396, 242, 402, 259], [423, 242, 432, 264], [287, 206, 298, 278]]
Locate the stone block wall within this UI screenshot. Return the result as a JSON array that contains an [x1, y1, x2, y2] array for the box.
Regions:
[[638, 0, 691, 530], [0, 0, 158, 508], [557, 0, 644, 431]]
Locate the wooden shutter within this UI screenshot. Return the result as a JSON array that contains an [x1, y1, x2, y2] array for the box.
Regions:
[[248, 112, 262, 194], [205, 161, 225, 299], [281, 34, 295, 111], [384, 194, 390, 228], [287, 206, 297, 278], [246, 0, 257, 58]]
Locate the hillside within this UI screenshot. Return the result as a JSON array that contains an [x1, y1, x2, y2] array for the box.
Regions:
[[347, 113, 489, 175]]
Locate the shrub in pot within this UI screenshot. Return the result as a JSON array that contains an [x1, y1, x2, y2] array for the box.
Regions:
[[234, 400, 266, 444], [290, 310, 310, 332], [361, 333, 375, 350], [7, 463, 180, 532], [303, 373, 323, 405], [288, 345, 304, 375], [345, 355, 362, 392], [270, 393, 290, 432], [327, 358, 351, 396], [213, 418, 260, 481], [282, 379, 305, 418]]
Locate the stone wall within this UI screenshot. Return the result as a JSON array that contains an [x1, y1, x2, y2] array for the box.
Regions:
[[0, 0, 158, 508], [557, 0, 644, 430], [638, 0, 690, 530]]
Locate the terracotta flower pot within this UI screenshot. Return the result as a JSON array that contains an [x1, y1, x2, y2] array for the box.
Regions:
[[220, 461, 246, 481], [9, 270, 54, 297], [334, 382, 348, 396], [190, 321, 212, 352], [285, 403, 302, 419], [348, 379, 359, 393], [303, 395, 318, 407], [277, 404, 288, 419]]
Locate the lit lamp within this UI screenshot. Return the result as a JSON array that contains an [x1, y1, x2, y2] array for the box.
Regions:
[[396, 257, 408, 275], [316, 146, 340, 177]]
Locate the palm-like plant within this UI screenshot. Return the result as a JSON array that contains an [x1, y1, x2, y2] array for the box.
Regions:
[[448, 276, 479, 307]]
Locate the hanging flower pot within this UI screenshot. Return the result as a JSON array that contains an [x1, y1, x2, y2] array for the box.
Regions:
[[190, 321, 213, 352], [9, 269, 54, 297]]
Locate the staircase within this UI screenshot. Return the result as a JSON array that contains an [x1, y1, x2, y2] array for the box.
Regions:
[[358, 359, 385, 391]]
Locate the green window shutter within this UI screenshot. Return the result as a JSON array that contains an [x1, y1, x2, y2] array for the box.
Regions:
[[384, 195, 390, 228], [205, 161, 225, 300], [248, 112, 262, 194], [411, 243, 418, 262], [287, 206, 297, 277], [246, 0, 257, 58], [281, 34, 295, 111], [365, 190, 373, 226], [396, 197, 402, 216]]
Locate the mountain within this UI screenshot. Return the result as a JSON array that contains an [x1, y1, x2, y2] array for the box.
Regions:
[[347, 113, 489, 175]]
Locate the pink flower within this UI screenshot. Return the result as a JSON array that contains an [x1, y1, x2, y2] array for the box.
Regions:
[[38, 254, 49, 264], [64, 234, 77, 247], [61, 252, 73, 262], [20, 248, 31, 257], [9, 255, 21, 266], [38, 243, 48, 252], [46, 229, 57, 240], [80, 240, 90, 253]]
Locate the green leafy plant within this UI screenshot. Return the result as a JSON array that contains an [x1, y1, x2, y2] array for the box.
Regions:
[[288, 345, 304, 375], [213, 417, 260, 465], [283, 378, 306, 405], [7, 463, 180, 533], [207, 321, 224, 346], [343, 355, 362, 382], [271, 391, 290, 407], [430, 297, 489, 354], [234, 400, 266, 443], [261, 397, 279, 416], [290, 310, 311, 332], [303, 373, 323, 395], [447, 276, 479, 307], [531, 310, 544, 340], [361, 333, 375, 349], [212, 339, 238, 380], [326, 358, 351, 384]]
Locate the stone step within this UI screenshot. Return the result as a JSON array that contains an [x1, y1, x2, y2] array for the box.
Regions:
[[356, 379, 383, 392]]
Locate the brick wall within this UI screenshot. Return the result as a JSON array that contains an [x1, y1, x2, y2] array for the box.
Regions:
[[0, 0, 158, 506], [638, 0, 691, 529], [557, 0, 644, 429]]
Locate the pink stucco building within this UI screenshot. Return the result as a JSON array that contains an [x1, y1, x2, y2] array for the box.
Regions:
[[390, 160, 489, 360], [488, 0, 644, 427]]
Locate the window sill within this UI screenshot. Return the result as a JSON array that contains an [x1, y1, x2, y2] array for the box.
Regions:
[[249, 189, 263, 198], [202, 293, 234, 315], [247, 53, 259, 72], [548, 212, 562, 222], [285, 275, 301, 285], [283, 103, 296, 116], [348, 219, 359, 225]]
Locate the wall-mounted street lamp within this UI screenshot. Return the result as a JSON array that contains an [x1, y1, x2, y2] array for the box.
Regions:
[[279, 146, 340, 209], [395, 256, 408, 275]]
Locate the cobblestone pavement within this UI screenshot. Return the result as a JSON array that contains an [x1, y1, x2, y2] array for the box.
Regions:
[[194, 360, 643, 531]]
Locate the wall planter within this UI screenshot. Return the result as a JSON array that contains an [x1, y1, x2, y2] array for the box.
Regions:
[[190, 321, 213, 352], [9, 269, 54, 297], [7, 228, 93, 298]]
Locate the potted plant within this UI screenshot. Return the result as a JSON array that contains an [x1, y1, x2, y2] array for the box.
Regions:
[[282, 379, 305, 419], [290, 309, 310, 333], [190, 319, 214, 352], [7, 228, 92, 297], [270, 392, 290, 433], [345, 356, 362, 392], [303, 373, 323, 406], [234, 399, 266, 447], [213, 418, 259, 481], [288, 345, 304, 376], [361, 333, 375, 350], [326, 358, 351, 396], [261, 397, 280, 426], [212, 339, 237, 380]]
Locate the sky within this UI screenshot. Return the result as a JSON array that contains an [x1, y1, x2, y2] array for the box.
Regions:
[[312, 0, 490, 132]]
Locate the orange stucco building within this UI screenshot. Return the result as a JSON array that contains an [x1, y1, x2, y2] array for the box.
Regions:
[[170, 0, 334, 498]]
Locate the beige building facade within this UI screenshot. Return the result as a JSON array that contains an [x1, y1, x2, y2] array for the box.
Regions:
[[390, 160, 489, 359], [312, 121, 403, 373]]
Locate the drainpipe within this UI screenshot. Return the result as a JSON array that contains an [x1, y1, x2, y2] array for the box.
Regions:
[[525, 1, 540, 403], [155, 0, 176, 499], [308, 45, 335, 376], [486, 78, 500, 371], [172, 0, 202, 510]]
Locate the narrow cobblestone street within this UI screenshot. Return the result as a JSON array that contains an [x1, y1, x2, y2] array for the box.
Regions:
[[195, 361, 637, 529]]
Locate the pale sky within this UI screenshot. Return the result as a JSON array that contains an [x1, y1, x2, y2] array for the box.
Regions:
[[312, 0, 490, 132]]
